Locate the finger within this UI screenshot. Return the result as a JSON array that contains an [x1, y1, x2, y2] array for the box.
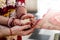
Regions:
[[14, 19, 21, 26], [30, 18, 35, 21], [33, 19, 41, 28], [21, 19, 31, 25], [16, 6, 27, 18], [20, 25, 31, 30], [30, 18, 36, 25], [16, 6, 27, 14], [21, 22, 31, 26], [21, 28, 35, 36], [11, 25, 31, 35], [21, 13, 34, 19]]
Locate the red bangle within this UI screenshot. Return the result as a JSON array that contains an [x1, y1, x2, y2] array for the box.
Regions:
[[8, 17, 15, 28], [9, 28, 12, 35]]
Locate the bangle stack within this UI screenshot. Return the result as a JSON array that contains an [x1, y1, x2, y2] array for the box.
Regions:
[[8, 17, 15, 28]]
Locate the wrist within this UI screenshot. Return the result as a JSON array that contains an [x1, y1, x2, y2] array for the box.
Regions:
[[6, 28, 15, 36], [6, 28, 11, 36], [3, 28, 11, 36], [13, 19, 22, 26], [10, 26, 17, 35], [10, 26, 21, 36], [8, 17, 15, 27], [0, 25, 10, 37]]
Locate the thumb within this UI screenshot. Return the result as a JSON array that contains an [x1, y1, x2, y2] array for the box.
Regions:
[[21, 13, 34, 19]]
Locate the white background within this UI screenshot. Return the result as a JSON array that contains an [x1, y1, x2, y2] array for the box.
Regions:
[[37, 0, 60, 19]]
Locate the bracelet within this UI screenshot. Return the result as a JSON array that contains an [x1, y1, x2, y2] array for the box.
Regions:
[[9, 28, 12, 35], [8, 17, 15, 28]]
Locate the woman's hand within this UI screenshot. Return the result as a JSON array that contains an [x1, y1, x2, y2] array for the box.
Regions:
[[21, 13, 36, 27], [13, 19, 31, 26], [16, 6, 27, 18], [11, 25, 34, 36], [13, 13, 36, 26]]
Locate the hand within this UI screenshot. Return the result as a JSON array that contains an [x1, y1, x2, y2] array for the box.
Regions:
[[39, 10, 60, 30], [11, 25, 34, 36], [16, 6, 27, 18], [33, 19, 42, 29], [13, 19, 21, 26], [21, 13, 34, 19], [21, 13, 36, 27], [13, 13, 36, 26]]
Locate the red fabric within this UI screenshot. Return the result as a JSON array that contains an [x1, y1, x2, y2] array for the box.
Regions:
[[16, 0, 25, 3], [17, 36, 22, 40]]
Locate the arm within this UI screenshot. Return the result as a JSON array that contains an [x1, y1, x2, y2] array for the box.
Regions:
[[0, 15, 22, 26], [0, 24, 33, 37], [0, 16, 9, 26], [0, 25, 10, 37]]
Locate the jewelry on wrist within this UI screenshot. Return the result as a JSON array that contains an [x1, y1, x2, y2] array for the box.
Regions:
[[9, 28, 12, 35], [8, 17, 15, 28]]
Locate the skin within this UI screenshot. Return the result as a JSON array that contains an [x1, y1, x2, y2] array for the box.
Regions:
[[1, 6, 60, 38], [0, 6, 36, 37], [15, 6, 36, 27], [35, 9, 60, 30], [0, 15, 35, 37]]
